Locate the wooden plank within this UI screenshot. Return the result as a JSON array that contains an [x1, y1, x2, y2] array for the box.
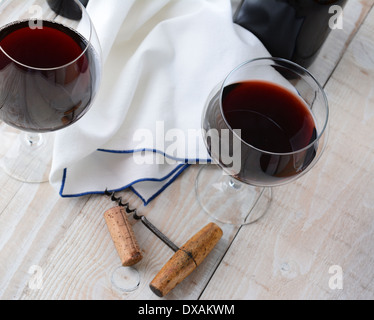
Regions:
[[0, 0, 372, 301], [0, 178, 88, 299], [309, 0, 374, 85], [200, 3, 374, 300], [18, 170, 238, 300]]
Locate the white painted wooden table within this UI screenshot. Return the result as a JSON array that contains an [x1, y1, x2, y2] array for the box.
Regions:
[[1, 0, 374, 300]]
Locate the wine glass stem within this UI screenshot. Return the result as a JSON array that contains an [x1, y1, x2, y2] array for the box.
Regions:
[[23, 132, 43, 148], [228, 178, 241, 190]]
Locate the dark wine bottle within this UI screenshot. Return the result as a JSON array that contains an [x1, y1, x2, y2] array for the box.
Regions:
[[47, 0, 89, 21], [234, 0, 347, 68]]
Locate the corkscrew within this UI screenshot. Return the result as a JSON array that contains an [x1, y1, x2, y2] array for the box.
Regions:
[[103, 189, 223, 297], [104, 189, 179, 253]]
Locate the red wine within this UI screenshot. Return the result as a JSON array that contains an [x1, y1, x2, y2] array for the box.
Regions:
[[0, 20, 100, 132], [203, 80, 318, 186], [222, 81, 316, 153]]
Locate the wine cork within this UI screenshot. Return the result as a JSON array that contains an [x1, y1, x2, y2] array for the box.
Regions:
[[150, 222, 223, 297], [104, 207, 143, 266]]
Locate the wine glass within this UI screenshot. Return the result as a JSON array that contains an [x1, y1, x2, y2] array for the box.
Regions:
[[196, 57, 329, 225], [0, 0, 101, 183]]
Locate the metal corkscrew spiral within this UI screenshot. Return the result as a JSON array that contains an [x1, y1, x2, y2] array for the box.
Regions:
[[104, 189, 137, 214]]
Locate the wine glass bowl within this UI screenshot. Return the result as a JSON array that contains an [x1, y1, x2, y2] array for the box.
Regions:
[[196, 57, 329, 225], [0, 0, 101, 133], [0, 0, 101, 182]]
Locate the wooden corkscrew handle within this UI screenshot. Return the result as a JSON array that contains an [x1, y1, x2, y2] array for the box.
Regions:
[[150, 222, 223, 297], [104, 206, 143, 266]]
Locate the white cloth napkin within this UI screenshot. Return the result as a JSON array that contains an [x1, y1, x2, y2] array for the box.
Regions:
[[50, 0, 269, 205]]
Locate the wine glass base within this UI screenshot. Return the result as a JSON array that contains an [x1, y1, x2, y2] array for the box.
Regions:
[[195, 165, 273, 226], [111, 266, 141, 293], [0, 129, 53, 183]]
